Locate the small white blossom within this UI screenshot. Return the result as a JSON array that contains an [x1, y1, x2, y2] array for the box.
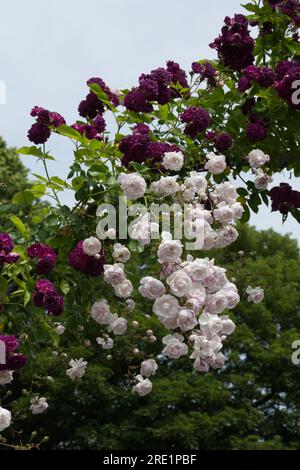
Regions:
[[114, 279, 133, 298], [162, 151, 184, 171], [246, 286, 264, 304], [66, 358, 87, 381], [91, 300, 115, 325], [112, 243, 131, 263], [103, 263, 126, 286], [96, 337, 114, 350], [118, 172, 147, 199], [133, 375, 152, 396], [55, 324, 65, 335], [205, 152, 226, 174], [140, 359, 158, 377], [166, 270, 192, 297], [162, 334, 188, 359], [82, 236, 102, 256], [0, 407, 11, 432], [139, 277, 166, 299], [29, 396, 49, 415], [248, 149, 270, 169], [108, 317, 128, 335], [157, 232, 182, 264], [153, 294, 180, 329]]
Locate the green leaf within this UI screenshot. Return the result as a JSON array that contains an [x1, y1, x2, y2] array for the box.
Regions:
[[30, 184, 46, 198], [57, 125, 85, 143], [240, 204, 250, 223], [60, 280, 71, 295], [12, 190, 34, 206], [89, 83, 116, 112], [17, 146, 44, 158], [24, 291, 31, 307], [10, 216, 29, 239]]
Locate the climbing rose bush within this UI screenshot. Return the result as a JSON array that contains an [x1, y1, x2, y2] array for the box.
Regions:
[[0, 0, 298, 444]]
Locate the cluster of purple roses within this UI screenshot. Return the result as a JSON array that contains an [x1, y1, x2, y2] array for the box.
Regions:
[[28, 106, 66, 145], [0, 233, 19, 270], [27, 243, 57, 275], [270, 183, 300, 214], [0, 335, 27, 372], [268, 0, 300, 26], [33, 279, 64, 316], [68, 240, 106, 277], [124, 61, 188, 113]]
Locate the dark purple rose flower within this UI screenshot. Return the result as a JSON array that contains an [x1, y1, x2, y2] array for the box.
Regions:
[[36, 256, 56, 275], [139, 74, 160, 101], [35, 279, 56, 294], [166, 60, 189, 89], [192, 61, 217, 86], [240, 97, 256, 115], [33, 291, 45, 307], [0, 335, 20, 352], [6, 354, 28, 371], [72, 123, 98, 140], [28, 122, 51, 145], [133, 124, 150, 134], [120, 130, 152, 167], [87, 77, 119, 108], [4, 253, 19, 264], [28, 107, 65, 145], [258, 66, 275, 87], [44, 291, 64, 316], [78, 92, 105, 119], [180, 107, 211, 138], [124, 88, 153, 113], [270, 183, 300, 214], [238, 76, 252, 92], [0, 233, 14, 254], [146, 142, 180, 165], [93, 114, 106, 133], [243, 65, 260, 81], [210, 14, 255, 71], [275, 60, 300, 110], [246, 115, 268, 141], [214, 132, 233, 152], [69, 241, 105, 277]]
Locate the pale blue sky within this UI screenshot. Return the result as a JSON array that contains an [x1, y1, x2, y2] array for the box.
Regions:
[[0, 0, 299, 241]]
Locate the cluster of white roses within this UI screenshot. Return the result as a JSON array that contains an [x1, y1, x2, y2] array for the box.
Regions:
[[138, 247, 238, 378], [247, 149, 272, 190]]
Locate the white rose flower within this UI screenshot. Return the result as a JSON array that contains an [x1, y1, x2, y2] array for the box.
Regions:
[[214, 225, 238, 248], [114, 279, 133, 298], [126, 299, 136, 311], [210, 182, 238, 204], [157, 232, 182, 264], [96, 337, 114, 350], [118, 172, 147, 199], [140, 359, 158, 377], [186, 285, 207, 312], [254, 169, 272, 189], [205, 291, 228, 314], [66, 358, 87, 380], [203, 223, 217, 250], [0, 370, 13, 386], [183, 258, 211, 282], [103, 263, 126, 286], [162, 334, 188, 359], [220, 315, 236, 335], [153, 294, 180, 329], [199, 312, 223, 335], [202, 266, 227, 292], [55, 324, 65, 335], [82, 236, 102, 256], [214, 202, 234, 224], [91, 300, 114, 325], [166, 270, 192, 297], [139, 277, 166, 299], [248, 149, 270, 169], [205, 152, 226, 174], [152, 176, 179, 196], [246, 286, 264, 304], [106, 228, 116, 239], [184, 172, 207, 196], [222, 284, 240, 309], [177, 309, 197, 331], [130, 213, 159, 246], [112, 243, 131, 263], [162, 151, 184, 171], [231, 202, 244, 220], [190, 334, 223, 361], [29, 396, 49, 415], [0, 407, 11, 432], [133, 375, 152, 396], [108, 317, 128, 335]]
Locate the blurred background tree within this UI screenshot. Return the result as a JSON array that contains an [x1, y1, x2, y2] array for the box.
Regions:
[[6, 224, 300, 450], [0, 137, 49, 231]]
